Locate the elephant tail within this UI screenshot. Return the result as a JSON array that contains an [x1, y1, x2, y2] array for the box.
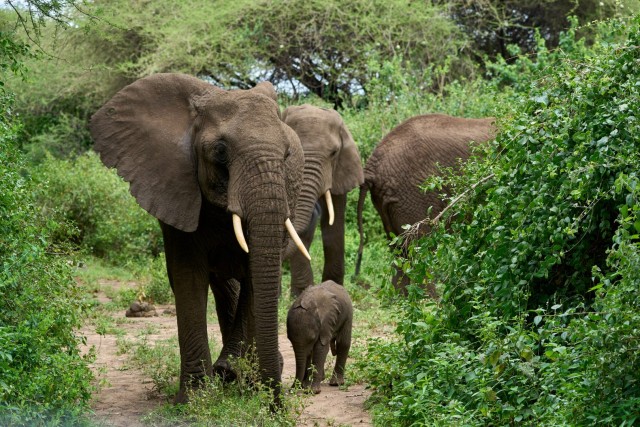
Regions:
[[355, 182, 369, 277]]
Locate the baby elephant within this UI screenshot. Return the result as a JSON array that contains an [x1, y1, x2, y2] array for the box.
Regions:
[[287, 280, 353, 394]]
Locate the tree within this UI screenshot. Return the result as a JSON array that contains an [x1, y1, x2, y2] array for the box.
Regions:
[[436, 0, 640, 60], [235, 0, 470, 106], [8, 0, 471, 109]]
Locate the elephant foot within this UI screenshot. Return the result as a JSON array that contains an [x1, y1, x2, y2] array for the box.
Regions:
[[329, 373, 344, 386], [175, 373, 209, 404], [213, 358, 237, 383], [311, 383, 321, 394], [174, 388, 189, 405], [269, 391, 283, 413]]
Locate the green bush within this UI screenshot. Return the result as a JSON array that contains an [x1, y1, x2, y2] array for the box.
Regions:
[[0, 113, 93, 425], [23, 112, 93, 164], [32, 151, 163, 265], [364, 16, 640, 425], [140, 254, 174, 305]]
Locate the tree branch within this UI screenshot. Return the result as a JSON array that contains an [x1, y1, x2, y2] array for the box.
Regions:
[[402, 173, 495, 248]]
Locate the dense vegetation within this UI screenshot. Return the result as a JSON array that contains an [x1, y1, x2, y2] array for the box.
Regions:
[[2, 0, 639, 424], [364, 16, 640, 426], [0, 18, 93, 423]]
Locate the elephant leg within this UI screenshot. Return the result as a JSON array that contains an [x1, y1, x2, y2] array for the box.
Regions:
[[391, 264, 410, 296], [161, 224, 212, 404], [210, 277, 242, 381], [310, 341, 330, 394], [289, 203, 320, 297], [210, 277, 240, 347], [302, 353, 313, 387], [319, 193, 346, 284], [219, 279, 255, 382], [330, 321, 352, 387]]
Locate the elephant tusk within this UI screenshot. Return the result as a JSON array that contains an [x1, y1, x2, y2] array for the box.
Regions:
[[325, 190, 334, 226], [285, 218, 311, 261], [232, 214, 249, 254]]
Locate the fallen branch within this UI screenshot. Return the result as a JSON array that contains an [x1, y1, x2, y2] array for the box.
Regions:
[[402, 173, 495, 248]]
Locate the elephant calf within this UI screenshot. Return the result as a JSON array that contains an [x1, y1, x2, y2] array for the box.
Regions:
[[286, 280, 353, 394]]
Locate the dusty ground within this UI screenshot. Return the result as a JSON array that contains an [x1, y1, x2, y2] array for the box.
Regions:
[[81, 279, 372, 427]]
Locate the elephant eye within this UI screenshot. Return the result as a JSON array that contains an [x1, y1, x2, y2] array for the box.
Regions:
[[211, 141, 228, 164], [285, 147, 292, 160]]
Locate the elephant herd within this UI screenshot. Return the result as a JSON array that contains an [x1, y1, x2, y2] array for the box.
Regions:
[[89, 73, 495, 405]]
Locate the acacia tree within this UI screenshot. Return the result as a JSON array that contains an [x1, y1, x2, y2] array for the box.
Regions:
[[436, 0, 640, 60], [10, 0, 470, 109], [235, 0, 470, 106]]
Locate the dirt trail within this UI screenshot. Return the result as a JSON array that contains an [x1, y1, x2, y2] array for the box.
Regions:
[[82, 280, 372, 426]]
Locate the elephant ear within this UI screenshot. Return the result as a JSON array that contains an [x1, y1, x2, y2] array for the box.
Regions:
[[248, 81, 278, 101], [280, 105, 292, 122], [317, 287, 341, 347], [332, 123, 364, 194], [90, 73, 215, 232]]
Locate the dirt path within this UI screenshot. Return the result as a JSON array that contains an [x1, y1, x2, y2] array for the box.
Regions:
[[81, 280, 372, 426]]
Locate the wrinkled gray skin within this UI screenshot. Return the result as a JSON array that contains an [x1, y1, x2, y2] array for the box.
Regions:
[[357, 113, 495, 293], [287, 280, 353, 394], [282, 105, 363, 297], [90, 73, 304, 405]]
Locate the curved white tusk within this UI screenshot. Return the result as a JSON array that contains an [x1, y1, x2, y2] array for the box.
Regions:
[[325, 190, 335, 226], [232, 214, 249, 254], [285, 218, 311, 261]]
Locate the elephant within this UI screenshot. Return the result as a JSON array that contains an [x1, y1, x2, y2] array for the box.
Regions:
[[286, 280, 353, 394], [356, 113, 495, 293], [90, 73, 310, 404], [281, 105, 363, 297]]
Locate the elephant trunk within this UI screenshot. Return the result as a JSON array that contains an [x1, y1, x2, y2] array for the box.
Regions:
[[244, 187, 288, 394], [355, 182, 369, 276], [285, 156, 325, 257]]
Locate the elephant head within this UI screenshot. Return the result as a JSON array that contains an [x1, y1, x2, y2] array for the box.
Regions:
[[281, 105, 363, 295], [282, 104, 363, 236], [90, 73, 307, 401]]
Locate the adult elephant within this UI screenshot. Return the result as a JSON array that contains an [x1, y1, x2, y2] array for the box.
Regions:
[[90, 73, 309, 404], [281, 105, 363, 297], [356, 113, 495, 293]]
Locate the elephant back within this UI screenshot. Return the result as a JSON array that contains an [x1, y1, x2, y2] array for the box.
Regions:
[[363, 113, 495, 235]]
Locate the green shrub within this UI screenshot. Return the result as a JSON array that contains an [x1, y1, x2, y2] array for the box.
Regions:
[[23, 112, 93, 164], [140, 254, 174, 305], [365, 16, 640, 426], [32, 151, 163, 265], [0, 114, 93, 425]]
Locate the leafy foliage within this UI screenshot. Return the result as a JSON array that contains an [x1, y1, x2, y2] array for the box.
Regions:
[[5, 0, 468, 120], [364, 16, 640, 425], [437, 0, 640, 58], [0, 108, 93, 425], [236, 0, 471, 106], [1, 7, 95, 422], [31, 152, 163, 265]]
